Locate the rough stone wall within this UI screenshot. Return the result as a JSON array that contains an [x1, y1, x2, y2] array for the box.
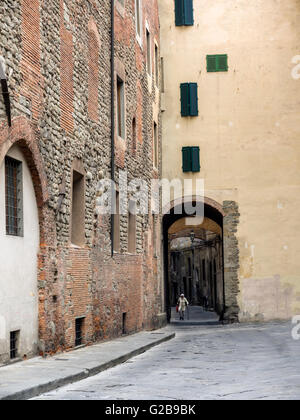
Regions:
[[0, 0, 165, 360], [223, 201, 240, 322]]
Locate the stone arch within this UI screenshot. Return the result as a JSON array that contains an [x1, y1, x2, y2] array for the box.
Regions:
[[163, 195, 225, 218], [162, 195, 240, 323]]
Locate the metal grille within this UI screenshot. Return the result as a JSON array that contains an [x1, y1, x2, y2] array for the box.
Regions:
[[10, 331, 19, 359], [5, 157, 23, 236], [75, 318, 84, 347]]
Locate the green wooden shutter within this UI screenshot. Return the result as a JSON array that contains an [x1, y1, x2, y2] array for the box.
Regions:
[[191, 146, 200, 172], [217, 54, 228, 71], [182, 147, 192, 172], [180, 83, 190, 116], [175, 0, 184, 26], [189, 83, 198, 116], [184, 0, 194, 25], [207, 55, 217, 72]]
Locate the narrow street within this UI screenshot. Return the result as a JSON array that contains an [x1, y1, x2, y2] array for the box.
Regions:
[[34, 308, 300, 400]]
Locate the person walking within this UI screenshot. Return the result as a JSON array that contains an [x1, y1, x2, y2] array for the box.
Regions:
[[177, 293, 189, 320]]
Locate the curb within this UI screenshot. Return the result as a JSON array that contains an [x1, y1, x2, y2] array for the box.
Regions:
[[1, 332, 175, 400]]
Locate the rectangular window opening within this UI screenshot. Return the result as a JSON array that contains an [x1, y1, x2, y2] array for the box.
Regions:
[[155, 44, 159, 87], [71, 170, 85, 246], [113, 191, 120, 253], [180, 83, 198, 117], [146, 28, 151, 75], [122, 313, 127, 335], [10, 330, 20, 360], [117, 77, 125, 138], [153, 122, 158, 169], [75, 318, 84, 347], [5, 156, 23, 237], [128, 200, 136, 254]]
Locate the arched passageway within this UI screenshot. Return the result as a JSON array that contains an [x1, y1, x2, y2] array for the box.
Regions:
[[163, 197, 240, 324]]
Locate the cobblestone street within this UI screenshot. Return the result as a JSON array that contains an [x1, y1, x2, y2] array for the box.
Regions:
[[34, 308, 300, 400]]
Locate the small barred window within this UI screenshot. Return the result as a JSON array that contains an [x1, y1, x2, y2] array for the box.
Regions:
[[5, 156, 23, 237]]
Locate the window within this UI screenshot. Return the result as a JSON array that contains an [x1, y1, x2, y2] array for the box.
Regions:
[[135, 0, 141, 39], [10, 330, 20, 359], [132, 117, 137, 154], [122, 313, 127, 335], [153, 122, 158, 169], [117, 77, 125, 138], [155, 44, 159, 87], [146, 28, 151, 75], [128, 200, 136, 254], [5, 156, 23, 237], [113, 191, 120, 253], [207, 54, 228, 72], [202, 260, 206, 284], [175, 0, 194, 26], [180, 83, 198, 117], [182, 147, 200, 172], [71, 170, 85, 246], [75, 318, 84, 347]]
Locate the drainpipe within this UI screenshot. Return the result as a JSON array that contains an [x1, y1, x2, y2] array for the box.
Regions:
[[111, 0, 115, 257]]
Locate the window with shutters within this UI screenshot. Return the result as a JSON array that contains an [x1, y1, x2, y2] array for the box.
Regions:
[[5, 156, 23, 237], [182, 147, 200, 173], [207, 54, 228, 72], [180, 83, 198, 117], [175, 0, 194, 26]]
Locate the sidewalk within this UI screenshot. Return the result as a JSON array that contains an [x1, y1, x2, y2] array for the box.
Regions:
[[0, 328, 175, 400]]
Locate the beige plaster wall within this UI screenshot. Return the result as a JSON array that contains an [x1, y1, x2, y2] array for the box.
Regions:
[[159, 0, 300, 321]]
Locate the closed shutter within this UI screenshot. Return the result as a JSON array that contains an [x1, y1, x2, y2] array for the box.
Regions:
[[189, 83, 198, 116], [217, 54, 228, 71], [191, 146, 200, 172], [184, 0, 194, 25], [175, 0, 184, 26], [182, 147, 192, 172], [207, 55, 217, 72], [180, 83, 190, 116]]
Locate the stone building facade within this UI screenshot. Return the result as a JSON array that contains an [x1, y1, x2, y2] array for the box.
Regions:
[[0, 0, 165, 365]]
